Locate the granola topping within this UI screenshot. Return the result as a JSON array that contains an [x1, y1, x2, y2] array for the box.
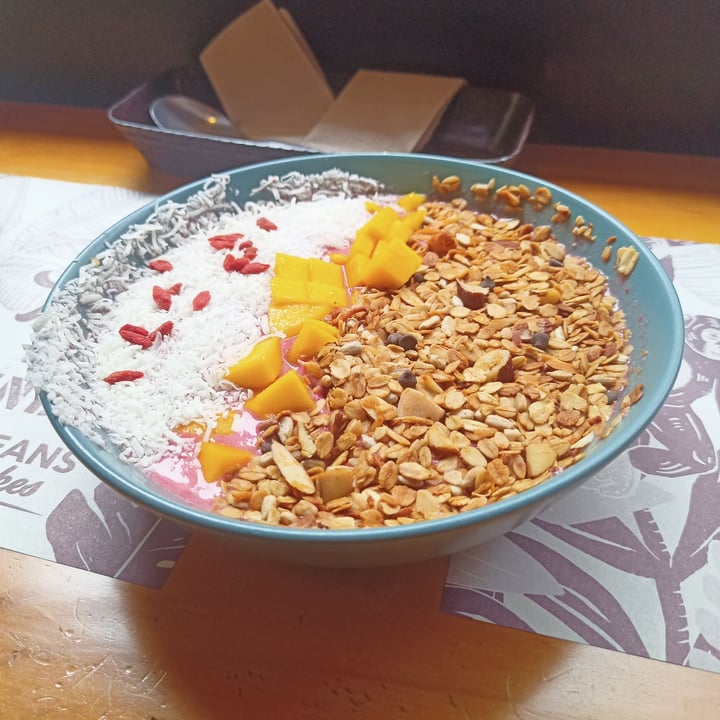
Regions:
[[215, 189, 640, 529]]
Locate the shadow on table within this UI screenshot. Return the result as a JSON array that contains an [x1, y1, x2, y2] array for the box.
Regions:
[[122, 529, 569, 718]]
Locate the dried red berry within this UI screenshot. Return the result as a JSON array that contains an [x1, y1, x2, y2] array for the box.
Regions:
[[208, 233, 243, 250], [240, 262, 271, 275], [148, 259, 173, 272], [103, 370, 144, 385], [223, 254, 249, 272], [119, 327, 154, 348], [256, 217, 277, 231], [155, 320, 174, 337], [237, 240, 253, 250], [243, 246, 258, 260], [167, 282, 183, 295], [152, 285, 172, 311], [192, 290, 211, 311], [119, 323, 149, 337]]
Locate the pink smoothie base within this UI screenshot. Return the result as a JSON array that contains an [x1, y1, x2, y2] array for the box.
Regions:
[[145, 338, 314, 511]]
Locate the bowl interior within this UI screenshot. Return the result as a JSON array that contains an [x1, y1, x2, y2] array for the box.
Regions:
[[41, 153, 684, 551]]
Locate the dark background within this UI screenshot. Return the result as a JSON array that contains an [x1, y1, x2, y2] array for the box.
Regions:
[[2, 0, 719, 156]]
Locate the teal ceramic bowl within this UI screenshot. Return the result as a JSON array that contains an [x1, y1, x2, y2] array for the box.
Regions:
[[40, 153, 683, 567]]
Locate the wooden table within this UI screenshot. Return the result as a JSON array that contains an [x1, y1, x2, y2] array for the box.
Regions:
[[1, 102, 719, 719]]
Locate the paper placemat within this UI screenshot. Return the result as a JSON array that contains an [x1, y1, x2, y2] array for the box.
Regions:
[[0, 175, 189, 588], [443, 238, 720, 673]]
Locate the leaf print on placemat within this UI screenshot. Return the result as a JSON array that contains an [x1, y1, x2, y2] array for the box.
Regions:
[[533, 515, 665, 577], [672, 462, 720, 580], [46, 483, 190, 588], [507, 530, 649, 656], [687, 540, 720, 672], [440, 586, 536, 633], [1, 184, 151, 321]]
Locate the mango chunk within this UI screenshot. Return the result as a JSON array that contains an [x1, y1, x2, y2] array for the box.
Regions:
[[213, 411, 236, 435], [386, 221, 414, 245], [271, 258, 347, 308], [224, 336, 282, 390], [174, 420, 206, 436], [197, 441, 254, 483], [400, 208, 427, 231], [274, 253, 308, 279], [175, 411, 235, 437], [271, 277, 309, 305], [268, 303, 331, 336], [361, 238, 422, 289], [349, 228, 378, 258], [244, 370, 315, 418], [345, 252, 370, 287], [287, 319, 339, 364], [397, 192, 426, 211], [307, 282, 347, 308], [329, 252, 349, 265], [362, 205, 399, 239], [308, 258, 344, 286]]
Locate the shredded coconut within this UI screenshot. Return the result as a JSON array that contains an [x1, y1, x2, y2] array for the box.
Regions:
[[25, 170, 384, 467]]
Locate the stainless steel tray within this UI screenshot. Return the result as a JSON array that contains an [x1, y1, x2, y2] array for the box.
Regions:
[[108, 64, 534, 178]]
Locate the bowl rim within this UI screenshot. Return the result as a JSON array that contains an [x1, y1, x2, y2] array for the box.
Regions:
[[40, 151, 685, 545]]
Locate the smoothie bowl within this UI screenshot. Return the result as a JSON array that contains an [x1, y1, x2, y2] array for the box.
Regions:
[[25, 154, 683, 567]]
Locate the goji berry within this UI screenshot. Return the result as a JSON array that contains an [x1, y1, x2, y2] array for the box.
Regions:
[[155, 321, 174, 336], [167, 282, 183, 295], [243, 246, 258, 260], [237, 240, 253, 250], [240, 262, 271, 275], [119, 323, 149, 337], [152, 285, 172, 311], [192, 290, 211, 311], [223, 254, 249, 272], [208, 233, 243, 250], [119, 327, 154, 348], [256, 217, 277, 231], [149, 259, 173, 272], [103, 370, 144, 385]]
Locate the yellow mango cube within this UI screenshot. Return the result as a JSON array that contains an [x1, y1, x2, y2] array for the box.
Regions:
[[270, 277, 309, 305], [287, 319, 339, 364], [224, 336, 282, 390], [308, 258, 344, 287], [307, 282, 347, 308], [361, 205, 399, 239], [401, 208, 427, 231], [244, 370, 315, 418], [345, 252, 370, 287], [349, 228, 377, 259], [361, 239, 422, 289], [268, 303, 331, 336], [386, 221, 414, 245], [329, 252, 349, 265], [174, 420, 206, 436], [197, 442, 254, 483], [274, 253, 309, 279], [397, 192, 426, 211], [213, 411, 236, 435]]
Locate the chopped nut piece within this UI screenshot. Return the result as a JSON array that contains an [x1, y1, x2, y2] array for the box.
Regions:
[[616, 246, 640, 276], [397, 388, 445, 421], [456, 279, 490, 309], [525, 441, 557, 477], [271, 441, 315, 494], [316, 466, 355, 503]]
